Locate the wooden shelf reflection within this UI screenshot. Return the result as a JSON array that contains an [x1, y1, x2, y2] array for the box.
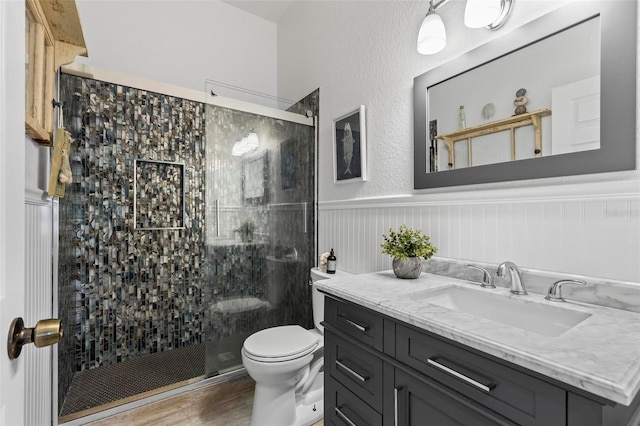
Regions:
[[435, 108, 552, 169]]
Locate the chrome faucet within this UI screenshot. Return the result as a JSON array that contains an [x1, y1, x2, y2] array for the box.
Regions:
[[545, 279, 586, 302], [466, 264, 496, 288], [496, 261, 527, 295]]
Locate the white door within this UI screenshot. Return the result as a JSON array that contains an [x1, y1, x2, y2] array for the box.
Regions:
[[551, 75, 601, 155], [1, 1, 43, 425]]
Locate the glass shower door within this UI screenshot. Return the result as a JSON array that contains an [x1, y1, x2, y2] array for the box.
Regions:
[[204, 104, 316, 377]]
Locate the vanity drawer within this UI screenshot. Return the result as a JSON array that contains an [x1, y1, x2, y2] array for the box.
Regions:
[[395, 324, 566, 426], [325, 375, 382, 426], [326, 329, 383, 411], [325, 296, 383, 351]]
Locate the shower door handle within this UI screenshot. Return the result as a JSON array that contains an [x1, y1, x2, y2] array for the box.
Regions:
[[215, 199, 220, 237], [7, 317, 63, 360], [303, 202, 307, 234]]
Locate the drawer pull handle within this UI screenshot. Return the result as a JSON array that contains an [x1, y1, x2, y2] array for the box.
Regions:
[[336, 359, 369, 382], [427, 357, 495, 392], [394, 386, 402, 426], [335, 406, 357, 426], [339, 315, 369, 332]]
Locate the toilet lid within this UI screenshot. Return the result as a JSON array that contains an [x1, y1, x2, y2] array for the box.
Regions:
[[243, 325, 318, 360]]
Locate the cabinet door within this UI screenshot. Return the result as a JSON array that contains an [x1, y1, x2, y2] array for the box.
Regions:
[[396, 324, 566, 425], [325, 297, 384, 351], [326, 330, 383, 410], [325, 375, 383, 426], [391, 368, 516, 426]]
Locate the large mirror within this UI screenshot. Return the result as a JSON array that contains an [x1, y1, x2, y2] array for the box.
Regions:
[[414, 1, 636, 189]]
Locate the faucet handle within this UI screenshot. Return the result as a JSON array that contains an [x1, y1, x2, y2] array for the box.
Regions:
[[467, 264, 496, 288], [545, 279, 587, 302]]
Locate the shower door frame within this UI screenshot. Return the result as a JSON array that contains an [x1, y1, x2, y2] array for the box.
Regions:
[[55, 63, 315, 424]]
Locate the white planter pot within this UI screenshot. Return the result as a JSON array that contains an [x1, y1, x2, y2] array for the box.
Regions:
[[392, 257, 423, 279]]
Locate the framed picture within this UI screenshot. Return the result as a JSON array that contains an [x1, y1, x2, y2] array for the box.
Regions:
[[333, 105, 367, 183]]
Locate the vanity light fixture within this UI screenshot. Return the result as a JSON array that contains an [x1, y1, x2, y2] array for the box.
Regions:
[[417, 0, 514, 55], [465, 0, 513, 29], [417, 1, 447, 55], [231, 132, 260, 156]]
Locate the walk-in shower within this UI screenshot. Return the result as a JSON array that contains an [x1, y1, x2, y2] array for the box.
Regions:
[[56, 72, 318, 421]]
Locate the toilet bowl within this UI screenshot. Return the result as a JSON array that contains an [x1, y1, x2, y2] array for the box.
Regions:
[[241, 267, 352, 426]]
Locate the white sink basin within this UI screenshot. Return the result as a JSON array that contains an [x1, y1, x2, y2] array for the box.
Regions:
[[417, 286, 592, 337]]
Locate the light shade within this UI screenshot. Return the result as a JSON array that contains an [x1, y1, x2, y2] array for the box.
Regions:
[[245, 132, 259, 150], [417, 12, 446, 55], [464, 0, 502, 28], [231, 132, 260, 156]]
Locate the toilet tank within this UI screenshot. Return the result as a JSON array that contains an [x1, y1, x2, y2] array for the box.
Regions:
[[310, 267, 353, 333]]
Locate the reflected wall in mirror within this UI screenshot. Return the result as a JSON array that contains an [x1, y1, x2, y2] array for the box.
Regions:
[[243, 150, 269, 205], [429, 16, 599, 172], [414, 1, 636, 189]]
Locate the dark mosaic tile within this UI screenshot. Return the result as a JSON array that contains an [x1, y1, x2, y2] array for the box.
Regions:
[[58, 75, 207, 408]]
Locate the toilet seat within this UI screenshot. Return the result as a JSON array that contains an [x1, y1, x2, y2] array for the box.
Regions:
[[243, 325, 319, 363]]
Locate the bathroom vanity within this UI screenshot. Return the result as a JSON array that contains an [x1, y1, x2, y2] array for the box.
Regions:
[[318, 272, 640, 425]]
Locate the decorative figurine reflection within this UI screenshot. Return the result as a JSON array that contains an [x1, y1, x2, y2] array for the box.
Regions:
[[513, 88, 529, 115], [482, 103, 495, 121]]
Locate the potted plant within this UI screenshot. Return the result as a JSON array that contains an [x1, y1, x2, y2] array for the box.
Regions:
[[381, 225, 437, 279], [235, 220, 256, 242]]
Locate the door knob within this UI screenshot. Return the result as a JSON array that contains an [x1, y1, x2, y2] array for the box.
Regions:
[[7, 317, 63, 360]]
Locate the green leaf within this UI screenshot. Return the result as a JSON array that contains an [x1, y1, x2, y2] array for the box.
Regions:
[[380, 225, 437, 260]]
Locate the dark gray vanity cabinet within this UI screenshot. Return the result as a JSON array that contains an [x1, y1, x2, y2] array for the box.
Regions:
[[387, 366, 512, 426], [324, 294, 384, 351], [394, 324, 565, 425], [326, 331, 383, 412], [323, 295, 639, 426], [324, 296, 518, 426], [325, 296, 385, 425]]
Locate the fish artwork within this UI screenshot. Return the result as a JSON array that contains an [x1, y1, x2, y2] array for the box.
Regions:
[[342, 122, 355, 176]]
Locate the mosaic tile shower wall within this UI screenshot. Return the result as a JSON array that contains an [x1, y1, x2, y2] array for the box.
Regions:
[[134, 160, 185, 229], [57, 74, 207, 407]]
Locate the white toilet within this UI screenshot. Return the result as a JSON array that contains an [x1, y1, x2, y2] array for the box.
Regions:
[[241, 267, 352, 426]]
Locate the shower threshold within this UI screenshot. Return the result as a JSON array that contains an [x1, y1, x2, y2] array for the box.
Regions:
[[59, 344, 210, 423]]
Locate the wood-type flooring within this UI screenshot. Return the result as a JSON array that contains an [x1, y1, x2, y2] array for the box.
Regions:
[[86, 374, 323, 426]]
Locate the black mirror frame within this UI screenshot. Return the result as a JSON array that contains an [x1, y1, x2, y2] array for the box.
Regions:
[[414, 1, 637, 190]]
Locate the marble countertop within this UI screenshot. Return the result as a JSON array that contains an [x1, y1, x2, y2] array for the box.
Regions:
[[316, 271, 640, 406]]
